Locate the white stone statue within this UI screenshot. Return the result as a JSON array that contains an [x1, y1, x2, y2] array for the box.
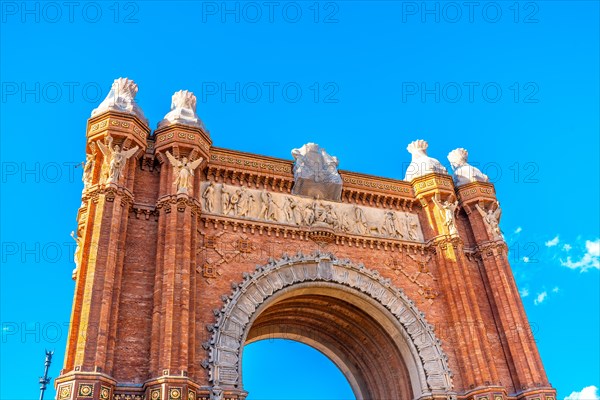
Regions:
[[82, 152, 95, 189], [404, 139, 448, 181], [158, 90, 206, 129], [70, 230, 82, 273], [165, 151, 203, 194], [291, 143, 343, 201], [96, 136, 139, 184], [432, 196, 459, 236], [447, 148, 489, 187], [91, 77, 147, 124], [475, 201, 503, 240], [202, 181, 216, 212]]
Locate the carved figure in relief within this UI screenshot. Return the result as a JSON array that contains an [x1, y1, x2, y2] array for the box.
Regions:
[[236, 187, 251, 217], [282, 197, 294, 222], [230, 188, 242, 215], [405, 212, 419, 240], [243, 192, 256, 218], [202, 181, 216, 212], [353, 206, 368, 234], [259, 191, 277, 221], [165, 151, 203, 194], [290, 198, 304, 225], [337, 210, 352, 233], [82, 152, 95, 189], [383, 211, 403, 238], [475, 201, 503, 240], [323, 204, 339, 228], [70, 231, 82, 271], [303, 202, 316, 226], [221, 185, 232, 215], [96, 135, 139, 184], [432, 196, 459, 236], [314, 201, 328, 224]]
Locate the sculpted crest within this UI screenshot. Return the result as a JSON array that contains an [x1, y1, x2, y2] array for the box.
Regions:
[[291, 142, 343, 201]]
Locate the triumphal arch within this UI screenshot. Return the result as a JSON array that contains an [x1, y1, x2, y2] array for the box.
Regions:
[[56, 78, 556, 400]]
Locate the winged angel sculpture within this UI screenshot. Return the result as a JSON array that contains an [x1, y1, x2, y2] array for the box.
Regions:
[[475, 201, 503, 240], [165, 151, 204, 194], [96, 136, 139, 184]]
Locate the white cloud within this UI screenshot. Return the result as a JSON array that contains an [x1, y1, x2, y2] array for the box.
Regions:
[[520, 288, 529, 298], [522, 256, 530, 263], [514, 227, 522, 234], [545, 236, 560, 247], [563, 244, 572, 251], [552, 286, 559, 293], [560, 239, 600, 272], [565, 385, 599, 400], [533, 291, 547, 305]]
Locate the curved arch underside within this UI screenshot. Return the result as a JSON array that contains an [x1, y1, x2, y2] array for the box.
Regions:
[[246, 291, 414, 400], [206, 252, 454, 400]]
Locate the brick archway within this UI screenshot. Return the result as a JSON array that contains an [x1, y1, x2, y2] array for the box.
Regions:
[[206, 252, 454, 399], [57, 97, 556, 400]]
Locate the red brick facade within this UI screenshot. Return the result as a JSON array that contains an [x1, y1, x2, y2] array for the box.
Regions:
[[55, 109, 556, 400]]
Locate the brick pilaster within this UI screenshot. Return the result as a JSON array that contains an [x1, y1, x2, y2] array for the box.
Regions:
[[413, 174, 500, 392], [58, 111, 150, 399], [458, 182, 555, 397]]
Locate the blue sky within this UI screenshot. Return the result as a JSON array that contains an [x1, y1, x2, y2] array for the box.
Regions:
[[1, 1, 598, 399]]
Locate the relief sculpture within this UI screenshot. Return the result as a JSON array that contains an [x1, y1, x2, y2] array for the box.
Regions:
[[201, 182, 425, 242]]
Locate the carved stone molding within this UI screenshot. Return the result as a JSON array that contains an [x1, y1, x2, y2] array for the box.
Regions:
[[471, 241, 508, 260], [130, 204, 159, 220], [156, 194, 202, 215], [84, 183, 135, 207], [456, 181, 497, 205], [205, 252, 454, 396]]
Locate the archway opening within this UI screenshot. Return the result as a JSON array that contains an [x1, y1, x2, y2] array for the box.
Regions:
[[241, 287, 415, 400], [242, 339, 356, 400], [208, 254, 453, 399]]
